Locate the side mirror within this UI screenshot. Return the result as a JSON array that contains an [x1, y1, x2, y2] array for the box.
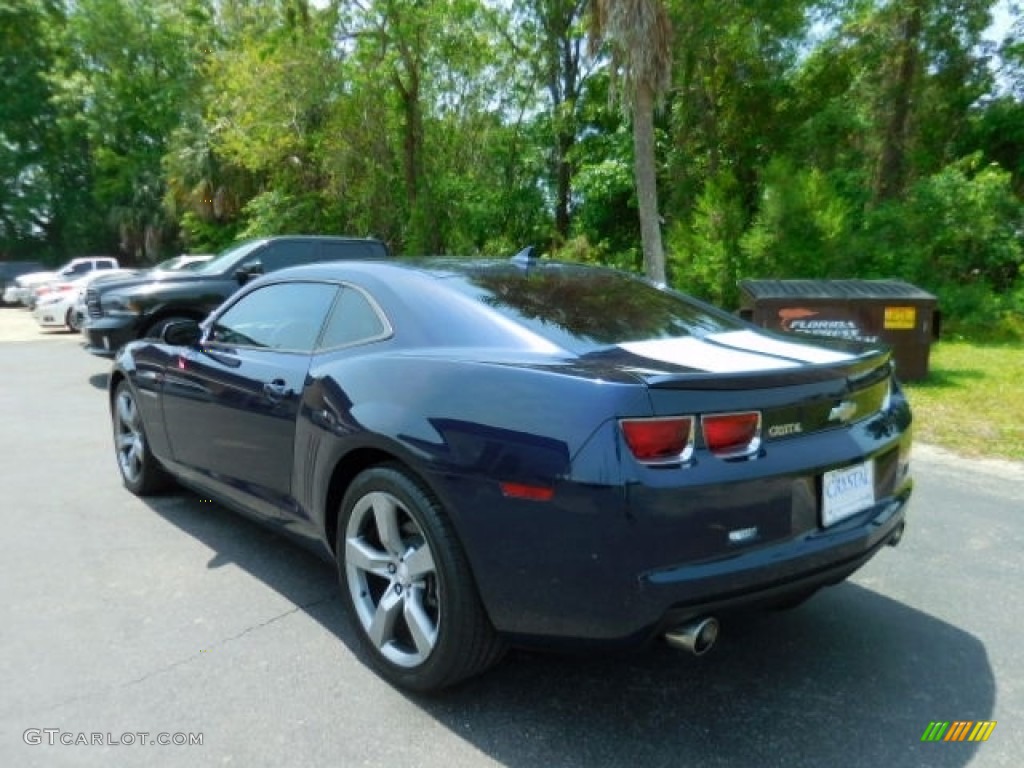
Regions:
[[234, 260, 264, 285], [161, 319, 202, 347]]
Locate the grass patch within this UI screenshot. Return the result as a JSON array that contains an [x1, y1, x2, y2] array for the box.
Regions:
[[903, 340, 1024, 461]]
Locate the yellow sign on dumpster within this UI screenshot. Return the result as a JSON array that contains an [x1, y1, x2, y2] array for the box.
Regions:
[[884, 306, 916, 330]]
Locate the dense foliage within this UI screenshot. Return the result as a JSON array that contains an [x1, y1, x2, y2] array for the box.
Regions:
[[2, 0, 1022, 338]]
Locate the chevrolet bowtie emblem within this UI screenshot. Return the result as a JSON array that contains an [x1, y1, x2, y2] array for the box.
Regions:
[[828, 400, 858, 423]]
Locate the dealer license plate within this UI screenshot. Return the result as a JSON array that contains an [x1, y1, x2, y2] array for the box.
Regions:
[[822, 460, 875, 527]]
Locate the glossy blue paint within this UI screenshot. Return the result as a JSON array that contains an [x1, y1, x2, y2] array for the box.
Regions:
[[111, 258, 913, 649]]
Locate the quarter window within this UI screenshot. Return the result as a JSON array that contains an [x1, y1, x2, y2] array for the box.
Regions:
[[210, 282, 338, 352], [318, 287, 388, 349]]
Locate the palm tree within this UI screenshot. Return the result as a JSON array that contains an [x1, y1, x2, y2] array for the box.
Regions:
[[588, 0, 673, 283]]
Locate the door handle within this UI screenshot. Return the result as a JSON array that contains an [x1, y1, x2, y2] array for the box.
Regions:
[[263, 379, 290, 400]]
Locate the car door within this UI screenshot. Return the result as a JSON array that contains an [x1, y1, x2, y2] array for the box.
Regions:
[[161, 281, 339, 520]]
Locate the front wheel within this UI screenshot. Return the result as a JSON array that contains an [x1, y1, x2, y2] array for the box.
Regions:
[[112, 380, 172, 495], [337, 464, 505, 691], [66, 307, 82, 333]]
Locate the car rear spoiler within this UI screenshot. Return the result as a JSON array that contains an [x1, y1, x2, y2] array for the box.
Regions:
[[639, 348, 893, 391]]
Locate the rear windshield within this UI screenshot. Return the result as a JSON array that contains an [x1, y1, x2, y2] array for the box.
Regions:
[[442, 265, 745, 353]]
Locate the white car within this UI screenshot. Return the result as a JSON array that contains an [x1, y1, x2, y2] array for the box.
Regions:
[[8, 271, 59, 306], [32, 270, 134, 332], [11, 256, 120, 307]]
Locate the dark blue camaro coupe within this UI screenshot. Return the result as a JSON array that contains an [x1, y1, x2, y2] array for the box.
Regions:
[[109, 253, 913, 691]]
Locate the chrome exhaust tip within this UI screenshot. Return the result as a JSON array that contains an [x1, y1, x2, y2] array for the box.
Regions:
[[664, 616, 720, 656]]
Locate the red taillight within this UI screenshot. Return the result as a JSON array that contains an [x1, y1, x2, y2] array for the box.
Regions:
[[702, 411, 761, 458], [620, 416, 695, 464]]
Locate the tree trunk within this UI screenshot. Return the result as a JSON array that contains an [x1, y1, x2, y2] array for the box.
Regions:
[[632, 81, 666, 283], [395, 69, 423, 213], [874, 3, 922, 203], [554, 124, 573, 241]]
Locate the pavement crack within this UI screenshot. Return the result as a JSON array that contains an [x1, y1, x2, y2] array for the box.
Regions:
[[30, 591, 337, 715], [208, 591, 337, 651]]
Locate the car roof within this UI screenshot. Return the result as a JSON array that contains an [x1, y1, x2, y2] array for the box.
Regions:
[[252, 235, 386, 243], [262, 257, 619, 285]]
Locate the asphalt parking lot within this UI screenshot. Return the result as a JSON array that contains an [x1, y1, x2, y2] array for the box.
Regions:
[[1, 306, 1021, 768]]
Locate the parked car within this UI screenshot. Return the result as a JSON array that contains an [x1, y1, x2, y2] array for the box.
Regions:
[[109, 253, 914, 692], [0, 261, 46, 305], [32, 269, 136, 332], [7, 271, 60, 307], [10, 256, 120, 308], [84, 236, 389, 355]]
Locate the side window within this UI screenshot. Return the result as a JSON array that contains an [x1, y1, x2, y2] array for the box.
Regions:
[[66, 263, 89, 276], [260, 241, 318, 273], [318, 287, 389, 350], [210, 282, 338, 352], [317, 241, 386, 262], [97, 261, 113, 270]]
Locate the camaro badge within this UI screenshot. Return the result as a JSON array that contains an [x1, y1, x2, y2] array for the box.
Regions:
[[829, 400, 858, 423]]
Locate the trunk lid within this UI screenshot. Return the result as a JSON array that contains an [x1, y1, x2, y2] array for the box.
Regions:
[[592, 328, 894, 439]]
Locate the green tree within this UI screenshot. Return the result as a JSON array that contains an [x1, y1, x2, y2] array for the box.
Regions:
[[58, 0, 211, 260], [0, 0, 57, 256], [503, 1, 590, 243], [665, 0, 810, 218]]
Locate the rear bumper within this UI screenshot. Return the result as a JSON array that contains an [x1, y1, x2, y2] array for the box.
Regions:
[[436, 448, 913, 649], [33, 301, 71, 328], [503, 490, 910, 650], [643, 489, 909, 629]]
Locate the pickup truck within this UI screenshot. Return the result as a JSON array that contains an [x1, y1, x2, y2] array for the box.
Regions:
[[83, 236, 390, 355]]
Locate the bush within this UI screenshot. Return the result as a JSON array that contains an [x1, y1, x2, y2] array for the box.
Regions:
[[864, 157, 1024, 293], [740, 158, 857, 281], [937, 282, 1024, 342], [666, 171, 747, 307]]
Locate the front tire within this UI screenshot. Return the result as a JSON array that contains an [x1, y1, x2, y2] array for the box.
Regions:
[[112, 380, 172, 495], [66, 307, 82, 333], [337, 464, 505, 691]]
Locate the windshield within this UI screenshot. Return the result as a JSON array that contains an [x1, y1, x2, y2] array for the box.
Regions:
[[192, 240, 266, 276], [154, 256, 186, 271], [442, 264, 746, 354]]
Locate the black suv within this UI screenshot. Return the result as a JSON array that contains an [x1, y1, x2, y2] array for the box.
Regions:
[[83, 236, 390, 355]]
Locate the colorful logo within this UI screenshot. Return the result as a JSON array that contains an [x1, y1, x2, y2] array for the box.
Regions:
[[921, 721, 997, 742], [776, 308, 877, 342]]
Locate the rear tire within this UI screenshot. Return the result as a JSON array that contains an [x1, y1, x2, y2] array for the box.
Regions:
[[337, 464, 505, 691], [112, 380, 173, 495]]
